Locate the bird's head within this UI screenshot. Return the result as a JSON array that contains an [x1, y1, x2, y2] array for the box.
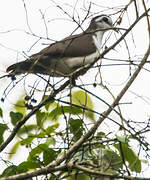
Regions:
[[88, 15, 115, 32]]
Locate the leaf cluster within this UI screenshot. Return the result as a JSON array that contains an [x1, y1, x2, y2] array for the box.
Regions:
[[0, 90, 144, 179]]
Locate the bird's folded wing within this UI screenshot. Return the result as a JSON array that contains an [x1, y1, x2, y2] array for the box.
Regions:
[[32, 33, 97, 59]]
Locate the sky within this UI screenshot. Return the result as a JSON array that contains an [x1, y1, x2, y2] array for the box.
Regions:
[[0, 0, 150, 177]]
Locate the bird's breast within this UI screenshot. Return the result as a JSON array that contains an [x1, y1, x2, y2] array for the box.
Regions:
[[63, 50, 100, 68]]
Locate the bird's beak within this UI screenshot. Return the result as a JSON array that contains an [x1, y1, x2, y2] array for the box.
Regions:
[[106, 22, 118, 32]]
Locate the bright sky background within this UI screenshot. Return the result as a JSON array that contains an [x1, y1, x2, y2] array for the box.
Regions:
[[0, 0, 150, 177]]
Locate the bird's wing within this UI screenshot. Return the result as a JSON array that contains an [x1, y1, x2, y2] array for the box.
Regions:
[[32, 33, 97, 59], [6, 33, 97, 76]]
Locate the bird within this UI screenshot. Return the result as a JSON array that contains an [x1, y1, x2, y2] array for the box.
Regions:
[[6, 15, 115, 77]]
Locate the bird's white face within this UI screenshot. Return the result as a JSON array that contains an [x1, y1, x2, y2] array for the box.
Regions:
[[94, 15, 113, 30]]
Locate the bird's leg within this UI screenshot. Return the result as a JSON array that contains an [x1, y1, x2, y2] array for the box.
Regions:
[[69, 75, 76, 87]]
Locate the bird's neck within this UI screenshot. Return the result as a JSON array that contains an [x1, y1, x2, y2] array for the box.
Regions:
[[94, 31, 104, 44], [92, 30, 104, 53]]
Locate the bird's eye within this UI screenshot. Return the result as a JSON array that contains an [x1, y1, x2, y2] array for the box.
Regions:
[[102, 17, 109, 22]]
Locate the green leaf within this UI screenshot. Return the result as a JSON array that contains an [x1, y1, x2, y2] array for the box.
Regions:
[[16, 162, 28, 173], [20, 125, 59, 145], [36, 110, 47, 127], [14, 96, 26, 115], [0, 165, 17, 177], [20, 135, 35, 146], [97, 131, 106, 137], [67, 173, 91, 180], [0, 123, 8, 144], [76, 173, 91, 180], [116, 135, 128, 143], [28, 144, 57, 165], [8, 141, 20, 159], [114, 142, 141, 172], [18, 124, 37, 135], [45, 123, 59, 134], [48, 104, 61, 121], [10, 111, 23, 126], [43, 148, 56, 165], [0, 107, 3, 117], [17, 160, 40, 172], [45, 137, 56, 146], [49, 174, 57, 180], [0, 135, 4, 145], [69, 118, 84, 141], [28, 144, 48, 160], [102, 149, 123, 170], [0, 123, 8, 134], [49, 105, 82, 121], [43, 96, 58, 112], [72, 90, 95, 122]]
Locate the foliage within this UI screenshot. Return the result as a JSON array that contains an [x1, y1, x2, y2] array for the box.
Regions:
[[0, 90, 146, 179], [0, 123, 8, 145]]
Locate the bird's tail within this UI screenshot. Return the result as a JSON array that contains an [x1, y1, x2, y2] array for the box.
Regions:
[[6, 61, 32, 75]]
